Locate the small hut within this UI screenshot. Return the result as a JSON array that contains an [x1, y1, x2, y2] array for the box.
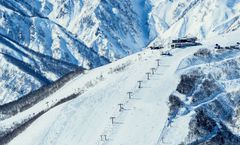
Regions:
[[149, 45, 164, 50]]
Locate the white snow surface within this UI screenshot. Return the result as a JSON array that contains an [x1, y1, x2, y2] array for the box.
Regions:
[[2, 29, 240, 145], [6, 45, 199, 145], [1, 0, 240, 105], [148, 0, 240, 45], [0, 0, 240, 144]]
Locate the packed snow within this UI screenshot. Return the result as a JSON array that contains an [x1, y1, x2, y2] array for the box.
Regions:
[[1, 0, 240, 104], [2, 29, 239, 145], [5, 44, 200, 145], [0, 0, 240, 144]]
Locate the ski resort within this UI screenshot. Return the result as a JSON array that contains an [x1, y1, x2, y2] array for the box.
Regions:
[[0, 29, 239, 145], [149, 45, 164, 50], [171, 37, 202, 49], [0, 0, 240, 145]]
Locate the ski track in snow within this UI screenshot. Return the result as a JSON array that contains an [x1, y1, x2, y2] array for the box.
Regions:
[[5, 29, 240, 145], [7, 45, 200, 145]]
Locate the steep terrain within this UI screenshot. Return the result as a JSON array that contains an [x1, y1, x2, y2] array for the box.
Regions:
[[0, 1, 240, 144], [1, 30, 239, 145], [158, 31, 240, 144], [0, 0, 151, 104], [1, 0, 240, 105], [148, 0, 240, 44], [2, 0, 151, 60], [0, 1, 109, 104]]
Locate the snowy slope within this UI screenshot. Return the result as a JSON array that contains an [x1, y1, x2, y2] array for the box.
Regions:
[[0, 2, 109, 104], [157, 30, 240, 144], [0, 1, 240, 144], [4, 47, 197, 145], [148, 0, 240, 45], [2, 29, 239, 145], [2, 0, 151, 60], [1, 0, 240, 105], [0, 0, 151, 104]]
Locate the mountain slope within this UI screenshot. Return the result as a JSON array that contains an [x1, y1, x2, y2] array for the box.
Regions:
[[159, 30, 240, 144], [1, 0, 240, 105], [0, 1, 240, 143], [2, 0, 151, 60], [0, 2, 109, 104], [2, 29, 239, 145], [2, 40, 199, 145], [0, 0, 152, 104], [148, 0, 240, 44]]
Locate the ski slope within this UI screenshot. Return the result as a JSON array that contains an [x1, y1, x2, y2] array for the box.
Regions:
[[6, 44, 201, 145], [1, 0, 240, 107], [4, 29, 240, 145]]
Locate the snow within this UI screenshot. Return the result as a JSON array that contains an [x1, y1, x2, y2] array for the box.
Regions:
[[204, 28, 240, 46], [6, 43, 199, 145], [112, 8, 119, 15], [0, 27, 238, 145], [0, 2, 109, 103], [159, 112, 194, 145], [1, 1, 240, 144], [1, 0, 240, 104], [148, 0, 240, 45]]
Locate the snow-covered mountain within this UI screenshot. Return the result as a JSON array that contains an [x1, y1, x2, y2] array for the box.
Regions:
[[2, 0, 151, 60], [0, 0, 153, 104], [1, 29, 239, 145], [0, 1, 109, 104], [148, 0, 240, 44], [1, 0, 240, 105], [0, 0, 240, 144]]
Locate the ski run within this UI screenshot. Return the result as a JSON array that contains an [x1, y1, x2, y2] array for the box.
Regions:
[[1, 30, 239, 145]]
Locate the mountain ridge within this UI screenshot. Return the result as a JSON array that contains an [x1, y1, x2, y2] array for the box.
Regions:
[[0, 0, 240, 134]]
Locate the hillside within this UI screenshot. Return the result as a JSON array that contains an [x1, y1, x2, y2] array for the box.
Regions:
[[0, 1, 240, 144], [0, 0, 240, 105], [148, 0, 240, 44], [0, 1, 109, 104], [0, 30, 239, 145]]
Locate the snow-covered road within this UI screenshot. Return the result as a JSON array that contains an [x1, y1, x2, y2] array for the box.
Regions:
[[8, 46, 199, 145]]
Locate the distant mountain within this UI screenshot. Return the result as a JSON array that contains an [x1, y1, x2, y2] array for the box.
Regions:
[[0, 1, 109, 104], [1, 1, 240, 144], [148, 0, 240, 44]]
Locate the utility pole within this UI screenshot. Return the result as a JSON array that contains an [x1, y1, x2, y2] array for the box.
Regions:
[[151, 68, 156, 75], [118, 103, 124, 112], [127, 92, 133, 99], [100, 135, 108, 141], [110, 117, 116, 124], [104, 135, 107, 141], [146, 72, 151, 80], [100, 135, 104, 141], [156, 59, 160, 67], [138, 81, 143, 88]]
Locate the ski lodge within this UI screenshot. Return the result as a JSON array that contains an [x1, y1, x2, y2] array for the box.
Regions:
[[171, 37, 201, 49]]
